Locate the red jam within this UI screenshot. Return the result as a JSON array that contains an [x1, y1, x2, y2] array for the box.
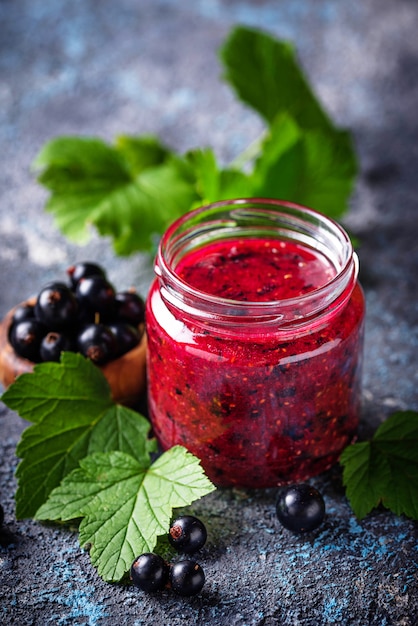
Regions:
[[175, 239, 336, 301], [146, 200, 365, 488]]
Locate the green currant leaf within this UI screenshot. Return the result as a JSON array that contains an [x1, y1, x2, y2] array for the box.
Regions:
[[251, 113, 304, 198], [32, 26, 359, 253], [90, 157, 198, 254], [340, 411, 418, 520], [115, 134, 171, 175], [186, 148, 221, 203], [32, 135, 199, 254], [219, 25, 334, 131], [251, 113, 357, 219], [1, 352, 156, 519], [219, 26, 357, 217], [36, 446, 216, 582], [187, 147, 254, 206], [1, 350, 111, 423]]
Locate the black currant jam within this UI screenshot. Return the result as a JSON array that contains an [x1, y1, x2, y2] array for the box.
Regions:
[[146, 199, 365, 488]]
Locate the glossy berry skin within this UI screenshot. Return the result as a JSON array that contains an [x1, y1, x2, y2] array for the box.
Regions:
[[77, 323, 116, 365], [8, 319, 46, 361], [169, 560, 205, 596], [276, 483, 325, 533], [11, 303, 35, 324], [168, 515, 207, 554], [67, 261, 107, 289], [40, 331, 75, 362], [76, 276, 116, 321], [35, 282, 78, 330], [108, 323, 141, 357], [130, 553, 169, 592], [115, 291, 145, 326]]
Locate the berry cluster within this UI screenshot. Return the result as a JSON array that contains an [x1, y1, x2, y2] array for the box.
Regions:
[[275, 483, 325, 533], [130, 515, 207, 596], [8, 262, 145, 366]]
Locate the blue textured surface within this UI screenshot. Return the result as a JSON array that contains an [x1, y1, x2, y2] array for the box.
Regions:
[[1, 1, 418, 624]]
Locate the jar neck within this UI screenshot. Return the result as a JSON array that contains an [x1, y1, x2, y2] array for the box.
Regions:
[[155, 198, 359, 333]]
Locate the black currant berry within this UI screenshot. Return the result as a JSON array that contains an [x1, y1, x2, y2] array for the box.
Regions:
[[108, 323, 141, 357], [276, 483, 325, 533], [8, 319, 46, 361], [67, 261, 107, 289], [169, 560, 205, 596], [75, 276, 116, 320], [168, 515, 207, 554], [130, 553, 169, 592], [77, 323, 116, 365], [11, 302, 35, 324], [40, 331, 75, 362], [0, 503, 4, 527], [115, 291, 145, 326], [35, 282, 78, 330]]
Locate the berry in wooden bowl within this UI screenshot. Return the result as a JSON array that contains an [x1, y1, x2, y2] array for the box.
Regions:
[[0, 262, 147, 407]]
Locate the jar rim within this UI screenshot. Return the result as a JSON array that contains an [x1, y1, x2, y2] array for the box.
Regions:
[[155, 198, 358, 328]]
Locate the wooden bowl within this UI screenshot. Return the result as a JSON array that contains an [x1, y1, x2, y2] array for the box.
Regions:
[[0, 300, 147, 407]]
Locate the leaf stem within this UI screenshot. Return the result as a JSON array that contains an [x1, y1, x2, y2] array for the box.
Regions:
[[228, 130, 267, 170]]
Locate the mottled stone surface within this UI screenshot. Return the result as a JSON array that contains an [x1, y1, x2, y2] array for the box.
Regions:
[[1, 1, 417, 624]]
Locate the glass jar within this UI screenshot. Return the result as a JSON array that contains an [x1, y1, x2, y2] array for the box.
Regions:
[[146, 198, 365, 488]]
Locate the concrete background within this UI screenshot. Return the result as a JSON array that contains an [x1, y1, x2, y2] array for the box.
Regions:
[[1, 1, 417, 624]]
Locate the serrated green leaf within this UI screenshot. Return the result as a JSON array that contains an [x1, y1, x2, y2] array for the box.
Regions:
[[32, 27, 359, 253], [219, 25, 333, 131], [187, 147, 254, 206], [300, 128, 357, 218], [115, 134, 171, 176], [219, 27, 357, 217], [1, 353, 155, 518], [36, 446, 216, 582], [340, 411, 418, 520], [251, 113, 357, 218], [91, 158, 197, 254], [379, 455, 418, 519], [251, 113, 303, 197], [32, 136, 199, 254], [374, 409, 418, 443], [1, 351, 111, 423], [186, 148, 220, 202], [340, 441, 392, 520], [33, 136, 131, 190], [217, 168, 254, 201]]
